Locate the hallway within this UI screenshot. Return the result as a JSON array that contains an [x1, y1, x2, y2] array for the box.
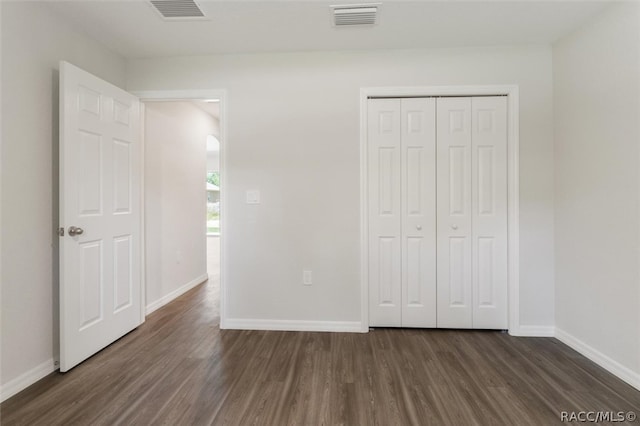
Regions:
[[207, 234, 220, 296]]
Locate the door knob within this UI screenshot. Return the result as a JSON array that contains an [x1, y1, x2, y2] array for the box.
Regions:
[[451, 224, 458, 230], [68, 226, 84, 236], [416, 225, 422, 230]]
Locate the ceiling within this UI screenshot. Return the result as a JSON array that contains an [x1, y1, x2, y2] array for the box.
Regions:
[[45, 1, 613, 59]]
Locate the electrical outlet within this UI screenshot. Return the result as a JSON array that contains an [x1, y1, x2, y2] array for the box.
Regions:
[[303, 270, 312, 286], [246, 190, 260, 204]]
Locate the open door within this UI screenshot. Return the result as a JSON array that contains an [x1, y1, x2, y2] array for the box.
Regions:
[[59, 61, 143, 371]]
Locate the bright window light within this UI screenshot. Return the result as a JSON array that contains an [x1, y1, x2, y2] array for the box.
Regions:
[[206, 135, 220, 152]]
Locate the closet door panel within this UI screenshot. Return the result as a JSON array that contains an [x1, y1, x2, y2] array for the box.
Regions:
[[400, 98, 436, 327], [436, 97, 473, 328], [471, 96, 508, 329], [368, 99, 402, 327]]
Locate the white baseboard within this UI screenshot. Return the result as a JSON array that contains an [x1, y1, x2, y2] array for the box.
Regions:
[[145, 273, 209, 315], [511, 325, 556, 337], [223, 318, 364, 333], [555, 328, 640, 391], [0, 358, 56, 403]]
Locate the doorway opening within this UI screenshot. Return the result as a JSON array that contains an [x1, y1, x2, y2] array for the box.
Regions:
[[207, 135, 221, 236], [205, 106, 221, 299], [138, 90, 227, 326]]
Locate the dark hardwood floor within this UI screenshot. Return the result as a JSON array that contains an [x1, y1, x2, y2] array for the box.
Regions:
[[2, 268, 639, 424]]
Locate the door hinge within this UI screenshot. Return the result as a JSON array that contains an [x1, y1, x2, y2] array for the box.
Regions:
[[57, 227, 64, 237]]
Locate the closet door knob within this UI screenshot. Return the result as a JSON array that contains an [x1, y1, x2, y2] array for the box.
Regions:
[[416, 225, 422, 230], [451, 224, 458, 230]]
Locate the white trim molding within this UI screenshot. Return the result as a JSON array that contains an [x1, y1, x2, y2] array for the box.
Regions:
[[139, 102, 147, 325], [0, 358, 56, 403], [131, 89, 228, 328], [555, 328, 640, 391], [146, 273, 209, 315], [131, 90, 225, 102], [224, 319, 363, 333], [360, 85, 520, 334]]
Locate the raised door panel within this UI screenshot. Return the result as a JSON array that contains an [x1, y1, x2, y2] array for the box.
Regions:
[[78, 131, 103, 216], [436, 97, 472, 329], [447, 237, 467, 306], [400, 98, 436, 327], [113, 235, 133, 313], [113, 139, 132, 214], [471, 96, 508, 329], [368, 99, 402, 327], [78, 240, 103, 330]]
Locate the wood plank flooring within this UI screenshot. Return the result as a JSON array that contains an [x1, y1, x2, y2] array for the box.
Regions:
[[2, 247, 639, 424]]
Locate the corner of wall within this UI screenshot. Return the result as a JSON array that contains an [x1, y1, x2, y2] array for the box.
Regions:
[[555, 328, 640, 391], [0, 359, 56, 403], [551, 0, 640, 387], [145, 273, 208, 315]]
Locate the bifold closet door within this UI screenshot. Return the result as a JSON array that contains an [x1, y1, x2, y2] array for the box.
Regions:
[[368, 99, 402, 326], [436, 97, 473, 328], [400, 98, 436, 327], [368, 98, 436, 327], [436, 96, 508, 329], [471, 96, 508, 329]]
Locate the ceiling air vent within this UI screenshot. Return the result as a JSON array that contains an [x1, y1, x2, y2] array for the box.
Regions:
[[149, 0, 206, 20], [331, 4, 379, 27]]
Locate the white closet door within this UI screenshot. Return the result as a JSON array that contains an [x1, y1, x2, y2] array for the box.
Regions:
[[368, 99, 402, 327], [436, 97, 473, 328], [400, 98, 436, 327], [369, 95, 508, 330], [471, 96, 508, 329]]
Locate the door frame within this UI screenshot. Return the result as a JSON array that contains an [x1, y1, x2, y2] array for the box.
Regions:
[[131, 89, 229, 329], [360, 85, 521, 335]]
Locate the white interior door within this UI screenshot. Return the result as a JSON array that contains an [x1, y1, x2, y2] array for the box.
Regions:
[[436, 97, 473, 328], [368, 99, 402, 327], [400, 98, 436, 327], [60, 61, 143, 371], [471, 96, 508, 329]]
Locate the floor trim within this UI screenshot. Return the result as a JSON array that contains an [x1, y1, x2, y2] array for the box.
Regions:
[[0, 358, 56, 403], [223, 319, 364, 333], [555, 327, 640, 391], [145, 273, 209, 315]]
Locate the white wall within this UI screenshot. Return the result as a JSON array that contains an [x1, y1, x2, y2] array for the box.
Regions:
[[127, 46, 555, 328], [554, 2, 640, 379], [144, 102, 216, 310], [0, 2, 126, 396]]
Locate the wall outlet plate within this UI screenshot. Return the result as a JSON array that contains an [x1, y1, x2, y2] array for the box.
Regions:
[[246, 190, 260, 204], [303, 270, 312, 286]]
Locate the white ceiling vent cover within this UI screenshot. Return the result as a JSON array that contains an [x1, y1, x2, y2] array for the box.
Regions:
[[150, 0, 206, 20], [331, 4, 379, 26]]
